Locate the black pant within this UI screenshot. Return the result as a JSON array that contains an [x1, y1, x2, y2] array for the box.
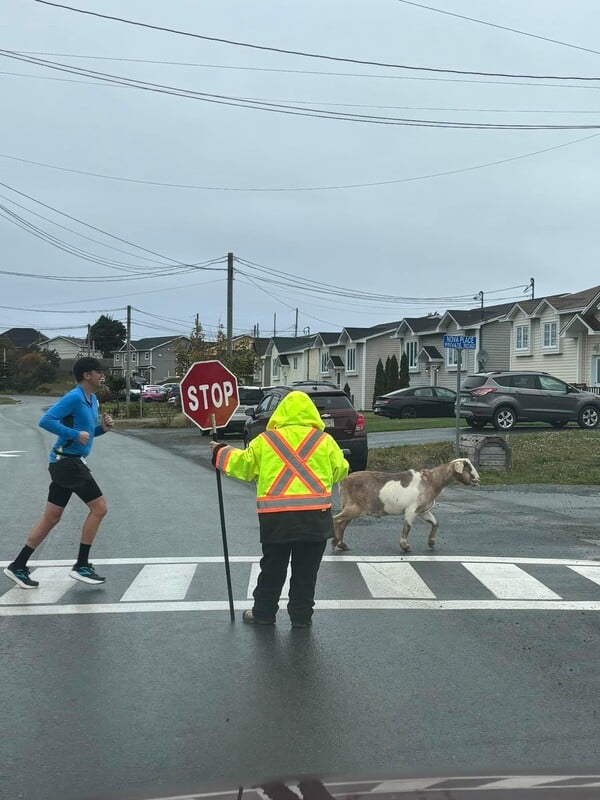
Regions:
[[252, 539, 327, 624]]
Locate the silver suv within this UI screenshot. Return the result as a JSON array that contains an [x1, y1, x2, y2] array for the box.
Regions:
[[458, 371, 600, 431]]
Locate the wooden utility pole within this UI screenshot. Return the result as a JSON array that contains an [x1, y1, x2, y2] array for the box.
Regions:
[[294, 308, 298, 337], [125, 304, 131, 416], [227, 252, 233, 357]]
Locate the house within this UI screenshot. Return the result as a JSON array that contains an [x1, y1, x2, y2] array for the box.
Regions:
[[266, 335, 320, 386], [111, 336, 190, 383], [42, 336, 103, 361], [0, 328, 47, 349], [506, 285, 600, 387]]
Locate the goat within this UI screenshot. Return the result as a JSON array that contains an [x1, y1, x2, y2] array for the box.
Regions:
[[332, 458, 480, 553]]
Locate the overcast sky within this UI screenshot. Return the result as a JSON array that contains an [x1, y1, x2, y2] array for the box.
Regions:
[[2, 0, 600, 343]]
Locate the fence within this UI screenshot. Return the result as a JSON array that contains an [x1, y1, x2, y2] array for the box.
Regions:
[[574, 384, 600, 395]]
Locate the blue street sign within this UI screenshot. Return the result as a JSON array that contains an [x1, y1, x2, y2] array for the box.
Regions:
[[443, 335, 477, 350]]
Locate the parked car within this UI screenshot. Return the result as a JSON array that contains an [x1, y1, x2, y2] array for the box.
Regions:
[[458, 370, 600, 430], [117, 380, 145, 401], [373, 386, 457, 419], [218, 385, 268, 435], [142, 385, 168, 402], [243, 381, 368, 472]]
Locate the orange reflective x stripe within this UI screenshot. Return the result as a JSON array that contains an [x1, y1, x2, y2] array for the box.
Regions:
[[262, 429, 327, 496]]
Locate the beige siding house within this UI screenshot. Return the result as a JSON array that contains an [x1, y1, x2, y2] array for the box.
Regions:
[[337, 322, 403, 409], [506, 285, 600, 386]]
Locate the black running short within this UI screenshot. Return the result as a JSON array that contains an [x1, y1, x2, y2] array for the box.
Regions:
[[47, 458, 103, 507]]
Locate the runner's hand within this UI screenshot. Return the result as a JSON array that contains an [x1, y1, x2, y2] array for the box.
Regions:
[[101, 412, 114, 431], [78, 430, 90, 445]]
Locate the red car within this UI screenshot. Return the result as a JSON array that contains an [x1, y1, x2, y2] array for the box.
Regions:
[[141, 385, 168, 402]]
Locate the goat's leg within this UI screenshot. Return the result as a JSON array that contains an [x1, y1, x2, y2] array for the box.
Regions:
[[419, 510, 438, 549], [332, 507, 360, 551], [399, 509, 416, 552]]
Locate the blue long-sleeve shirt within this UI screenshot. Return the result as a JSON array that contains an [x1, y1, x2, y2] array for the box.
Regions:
[[39, 385, 105, 463]]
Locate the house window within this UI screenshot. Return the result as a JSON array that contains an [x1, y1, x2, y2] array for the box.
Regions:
[[346, 346, 356, 372], [320, 350, 329, 374], [293, 356, 298, 370], [515, 325, 529, 350], [144, 352, 150, 360], [272, 360, 280, 379], [542, 321, 557, 348], [446, 348, 458, 367], [406, 340, 418, 370], [131, 353, 136, 362], [115, 354, 120, 362]]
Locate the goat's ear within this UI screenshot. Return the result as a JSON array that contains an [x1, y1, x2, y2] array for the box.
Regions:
[[454, 459, 465, 474]]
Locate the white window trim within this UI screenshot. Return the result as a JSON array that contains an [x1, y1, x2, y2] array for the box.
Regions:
[[346, 346, 357, 374], [542, 320, 559, 350], [320, 349, 329, 374], [515, 324, 530, 352], [144, 352, 150, 360], [115, 353, 120, 362], [406, 340, 419, 371], [272, 359, 280, 379]]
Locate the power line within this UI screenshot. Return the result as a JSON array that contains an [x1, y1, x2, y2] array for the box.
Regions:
[[31, 1, 600, 81], [6, 50, 600, 130], [2, 131, 598, 194], [396, 0, 600, 58]]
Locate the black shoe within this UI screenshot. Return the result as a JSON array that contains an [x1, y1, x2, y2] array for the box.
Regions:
[[242, 610, 275, 625], [69, 563, 105, 584], [291, 620, 312, 629], [3, 565, 39, 589]]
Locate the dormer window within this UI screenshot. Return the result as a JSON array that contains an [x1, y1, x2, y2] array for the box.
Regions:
[[542, 321, 558, 349]]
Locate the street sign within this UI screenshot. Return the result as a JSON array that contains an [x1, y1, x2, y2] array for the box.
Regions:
[[179, 360, 239, 430], [443, 335, 477, 350]]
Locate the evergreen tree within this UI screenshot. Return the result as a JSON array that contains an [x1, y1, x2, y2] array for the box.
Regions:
[[373, 358, 386, 407], [89, 314, 126, 357], [399, 352, 410, 388], [389, 354, 400, 391], [384, 356, 392, 394]]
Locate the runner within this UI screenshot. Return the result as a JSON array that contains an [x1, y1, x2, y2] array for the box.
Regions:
[[3, 357, 114, 589]]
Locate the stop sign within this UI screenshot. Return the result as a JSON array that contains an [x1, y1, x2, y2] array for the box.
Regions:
[[179, 360, 239, 430]]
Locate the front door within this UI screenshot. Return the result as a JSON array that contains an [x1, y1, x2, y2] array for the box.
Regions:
[[593, 355, 600, 388]]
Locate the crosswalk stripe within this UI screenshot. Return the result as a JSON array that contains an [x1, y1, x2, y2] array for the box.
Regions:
[[120, 564, 197, 602], [0, 567, 75, 605], [247, 563, 291, 600], [462, 563, 562, 600], [568, 565, 600, 586], [358, 563, 436, 598]]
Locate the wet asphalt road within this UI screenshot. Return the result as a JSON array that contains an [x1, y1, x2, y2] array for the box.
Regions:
[[1, 398, 599, 800]]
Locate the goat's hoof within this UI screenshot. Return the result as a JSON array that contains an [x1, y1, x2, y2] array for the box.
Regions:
[[399, 543, 411, 553], [428, 541, 436, 550], [334, 542, 350, 552]]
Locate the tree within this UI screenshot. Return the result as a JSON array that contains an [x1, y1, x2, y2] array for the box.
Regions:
[[388, 354, 400, 392], [175, 320, 258, 384], [384, 356, 392, 394], [12, 351, 58, 392], [373, 358, 386, 407], [90, 315, 126, 357], [399, 352, 410, 388]]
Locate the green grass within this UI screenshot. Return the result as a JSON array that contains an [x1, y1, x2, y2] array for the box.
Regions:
[[362, 411, 466, 433], [0, 395, 18, 404], [367, 429, 600, 485]]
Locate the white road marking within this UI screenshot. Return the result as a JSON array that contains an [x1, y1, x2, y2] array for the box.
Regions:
[[0, 567, 76, 605], [0, 450, 26, 458], [1, 555, 598, 566], [120, 564, 198, 602], [568, 564, 600, 586], [248, 563, 291, 599], [1, 599, 600, 616], [358, 563, 436, 598], [462, 563, 562, 600]]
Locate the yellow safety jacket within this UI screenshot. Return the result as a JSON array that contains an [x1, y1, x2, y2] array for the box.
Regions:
[[214, 391, 349, 514]]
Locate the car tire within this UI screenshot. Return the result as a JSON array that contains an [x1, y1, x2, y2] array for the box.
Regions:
[[578, 405, 599, 429], [492, 406, 517, 431], [466, 419, 486, 429], [400, 406, 416, 419], [550, 420, 568, 429]]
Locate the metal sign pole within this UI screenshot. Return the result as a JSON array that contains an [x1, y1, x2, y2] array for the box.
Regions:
[[455, 349, 462, 458], [211, 412, 235, 623]]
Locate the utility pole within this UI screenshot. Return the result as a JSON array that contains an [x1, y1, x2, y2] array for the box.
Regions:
[[87, 324, 91, 356], [529, 277, 535, 300], [273, 313, 276, 336], [476, 290, 484, 371], [294, 308, 298, 337], [227, 252, 233, 357], [125, 304, 131, 416]]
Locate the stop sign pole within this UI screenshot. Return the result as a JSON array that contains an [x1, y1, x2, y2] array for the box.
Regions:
[[180, 360, 240, 623]]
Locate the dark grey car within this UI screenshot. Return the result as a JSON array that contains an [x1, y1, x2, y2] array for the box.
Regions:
[[458, 371, 600, 431]]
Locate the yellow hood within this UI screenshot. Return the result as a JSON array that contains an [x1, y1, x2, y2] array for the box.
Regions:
[[266, 391, 325, 431]]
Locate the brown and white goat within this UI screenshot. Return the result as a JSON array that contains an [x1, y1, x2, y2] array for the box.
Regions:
[[332, 458, 480, 552]]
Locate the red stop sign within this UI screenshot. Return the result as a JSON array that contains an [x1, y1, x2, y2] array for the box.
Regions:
[[179, 360, 239, 430]]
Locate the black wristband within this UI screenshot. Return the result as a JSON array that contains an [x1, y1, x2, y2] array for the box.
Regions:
[[211, 441, 227, 466]]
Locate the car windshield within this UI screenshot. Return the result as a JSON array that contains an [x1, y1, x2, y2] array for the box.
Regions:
[[238, 388, 263, 405]]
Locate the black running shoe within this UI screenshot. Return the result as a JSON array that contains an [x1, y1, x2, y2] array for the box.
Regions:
[[69, 563, 105, 584], [3, 565, 39, 589]]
